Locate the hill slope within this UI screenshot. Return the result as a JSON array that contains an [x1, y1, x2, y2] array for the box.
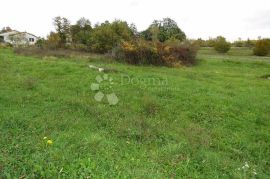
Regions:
[[0, 49, 270, 178]]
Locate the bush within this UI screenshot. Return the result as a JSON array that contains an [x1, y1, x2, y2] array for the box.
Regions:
[[214, 36, 231, 53], [114, 40, 160, 65], [45, 32, 61, 49], [35, 38, 46, 48], [253, 39, 270, 56], [114, 39, 198, 66], [69, 43, 89, 52], [163, 39, 198, 66]]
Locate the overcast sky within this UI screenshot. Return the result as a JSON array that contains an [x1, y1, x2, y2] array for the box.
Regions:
[[1, 0, 269, 41]]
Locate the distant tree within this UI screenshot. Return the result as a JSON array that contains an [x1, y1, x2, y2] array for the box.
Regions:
[[233, 38, 244, 47], [46, 32, 61, 49], [140, 29, 152, 41], [53, 16, 71, 45], [195, 38, 207, 47], [150, 26, 160, 42], [205, 38, 216, 47], [214, 36, 231, 53], [63, 18, 72, 43], [0, 27, 12, 33], [77, 17, 91, 28], [90, 20, 134, 53], [36, 38, 46, 48], [245, 38, 255, 48], [54, 17, 62, 36], [129, 23, 139, 37], [141, 18, 186, 42], [71, 17, 92, 45]]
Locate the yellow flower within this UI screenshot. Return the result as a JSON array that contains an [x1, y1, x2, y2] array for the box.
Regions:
[[43, 137, 47, 140], [47, 140, 53, 145]]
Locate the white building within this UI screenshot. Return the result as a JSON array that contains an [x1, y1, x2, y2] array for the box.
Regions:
[[0, 30, 39, 45]]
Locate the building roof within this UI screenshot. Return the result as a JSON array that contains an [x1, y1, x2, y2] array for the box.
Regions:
[[0, 30, 38, 38], [0, 30, 19, 36]]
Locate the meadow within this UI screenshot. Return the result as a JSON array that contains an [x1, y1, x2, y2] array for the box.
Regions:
[[0, 48, 270, 178]]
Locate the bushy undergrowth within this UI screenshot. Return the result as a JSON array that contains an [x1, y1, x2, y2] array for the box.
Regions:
[[15, 39, 198, 67], [253, 39, 270, 56], [0, 43, 12, 49], [114, 39, 198, 66], [13, 47, 104, 59]]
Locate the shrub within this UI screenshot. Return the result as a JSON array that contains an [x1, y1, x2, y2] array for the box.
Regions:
[[214, 36, 231, 53], [45, 32, 61, 49], [245, 39, 256, 48], [0, 43, 12, 49], [114, 40, 160, 65], [162, 39, 198, 66], [35, 38, 46, 48], [205, 38, 216, 47], [253, 39, 270, 56], [69, 43, 89, 52], [114, 39, 198, 66]]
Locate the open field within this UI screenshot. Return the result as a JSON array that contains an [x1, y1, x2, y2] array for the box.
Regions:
[[0, 48, 270, 178]]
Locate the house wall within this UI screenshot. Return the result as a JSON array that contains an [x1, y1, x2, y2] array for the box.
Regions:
[[0, 31, 18, 43], [24, 33, 38, 45], [0, 31, 38, 45]]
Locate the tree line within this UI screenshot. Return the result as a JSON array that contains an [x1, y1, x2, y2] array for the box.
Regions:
[[36, 17, 187, 53], [1, 17, 270, 60]]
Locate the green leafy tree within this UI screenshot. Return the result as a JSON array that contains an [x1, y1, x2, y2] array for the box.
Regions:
[[129, 23, 138, 37], [46, 32, 61, 49], [90, 20, 134, 53], [71, 17, 92, 45], [141, 18, 186, 42], [53, 16, 71, 45], [36, 38, 46, 48]]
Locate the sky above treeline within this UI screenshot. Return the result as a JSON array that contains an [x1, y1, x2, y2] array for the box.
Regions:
[[1, 0, 269, 41]]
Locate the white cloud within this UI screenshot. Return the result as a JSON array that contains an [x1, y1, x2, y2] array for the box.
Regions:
[[0, 0, 269, 40]]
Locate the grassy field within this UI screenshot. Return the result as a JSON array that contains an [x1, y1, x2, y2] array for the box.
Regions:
[[0, 48, 270, 178]]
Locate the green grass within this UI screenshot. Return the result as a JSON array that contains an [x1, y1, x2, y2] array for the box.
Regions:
[[0, 48, 270, 178]]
